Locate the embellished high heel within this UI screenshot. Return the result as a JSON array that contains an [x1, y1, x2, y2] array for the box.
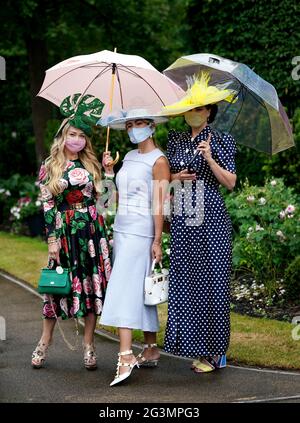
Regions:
[[191, 355, 226, 372], [83, 343, 97, 370], [110, 350, 139, 387], [136, 343, 160, 368], [191, 357, 215, 373], [31, 341, 50, 369]]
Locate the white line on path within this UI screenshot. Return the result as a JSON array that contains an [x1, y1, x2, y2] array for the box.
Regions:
[[234, 394, 300, 403], [2, 270, 300, 379]]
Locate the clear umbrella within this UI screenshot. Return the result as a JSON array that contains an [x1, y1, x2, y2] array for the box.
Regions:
[[164, 53, 294, 155]]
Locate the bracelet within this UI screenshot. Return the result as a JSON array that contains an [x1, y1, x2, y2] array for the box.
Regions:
[[48, 239, 57, 244], [153, 239, 162, 245]]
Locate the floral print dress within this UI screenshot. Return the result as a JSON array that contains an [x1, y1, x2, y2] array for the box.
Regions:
[[39, 159, 112, 320]]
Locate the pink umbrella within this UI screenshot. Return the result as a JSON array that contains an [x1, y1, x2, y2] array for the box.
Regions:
[[38, 49, 184, 163]]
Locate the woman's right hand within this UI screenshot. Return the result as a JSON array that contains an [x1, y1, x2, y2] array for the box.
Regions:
[[171, 169, 196, 182], [48, 239, 61, 264], [102, 151, 115, 175]]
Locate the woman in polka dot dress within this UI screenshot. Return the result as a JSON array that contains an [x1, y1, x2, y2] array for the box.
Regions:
[[162, 73, 238, 373]]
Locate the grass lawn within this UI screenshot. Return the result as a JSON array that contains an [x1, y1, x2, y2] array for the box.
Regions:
[[1, 230, 300, 370], [0, 231, 48, 287]]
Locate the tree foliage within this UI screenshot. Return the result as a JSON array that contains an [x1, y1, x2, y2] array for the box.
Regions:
[[0, 0, 299, 193]]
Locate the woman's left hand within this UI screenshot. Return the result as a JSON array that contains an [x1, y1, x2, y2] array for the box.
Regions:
[[102, 151, 114, 174], [152, 241, 162, 263], [197, 133, 213, 163]]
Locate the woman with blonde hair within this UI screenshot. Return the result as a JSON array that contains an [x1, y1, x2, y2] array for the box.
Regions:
[[31, 94, 112, 370]]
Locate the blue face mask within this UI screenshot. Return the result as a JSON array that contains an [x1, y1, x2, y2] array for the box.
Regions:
[[128, 125, 154, 144]]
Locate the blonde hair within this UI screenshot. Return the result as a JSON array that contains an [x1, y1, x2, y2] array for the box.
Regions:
[[44, 123, 102, 196]]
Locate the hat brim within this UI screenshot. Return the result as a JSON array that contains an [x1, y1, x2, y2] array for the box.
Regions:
[[160, 92, 235, 117], [107, 115, 168, 130]]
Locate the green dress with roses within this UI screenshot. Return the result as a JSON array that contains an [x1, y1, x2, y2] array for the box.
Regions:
[[39, 159, 112, 320]]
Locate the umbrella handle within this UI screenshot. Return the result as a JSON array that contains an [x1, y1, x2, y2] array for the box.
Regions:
[[106, 151, 120, 166], [105, 125, 120, 166]]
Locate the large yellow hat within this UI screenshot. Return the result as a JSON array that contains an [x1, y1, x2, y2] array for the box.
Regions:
[[161, 72, 237, 116]]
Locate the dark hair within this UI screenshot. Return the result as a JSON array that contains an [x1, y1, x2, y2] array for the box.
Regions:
[[206, 104, 218, 123]]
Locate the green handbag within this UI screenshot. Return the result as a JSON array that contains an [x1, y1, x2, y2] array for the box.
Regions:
[[37, 266, 71, 296]]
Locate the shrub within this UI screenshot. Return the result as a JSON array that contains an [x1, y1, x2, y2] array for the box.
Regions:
[[9, 177, 43, 234], [225, 178, 300, 297], [284, 256, 300, 302]]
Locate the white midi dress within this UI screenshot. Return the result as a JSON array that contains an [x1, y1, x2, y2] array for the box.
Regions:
[[100, 148, 165, 331]]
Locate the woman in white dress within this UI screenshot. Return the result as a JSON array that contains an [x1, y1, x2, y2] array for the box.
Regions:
[[99, 109, 170, 386]]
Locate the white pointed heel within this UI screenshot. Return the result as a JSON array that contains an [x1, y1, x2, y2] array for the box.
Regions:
[[136, 343, 160, 368], [110, 350, 139, 387]]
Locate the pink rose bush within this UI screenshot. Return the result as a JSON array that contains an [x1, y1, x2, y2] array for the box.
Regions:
[[224, 177, 300, 303]]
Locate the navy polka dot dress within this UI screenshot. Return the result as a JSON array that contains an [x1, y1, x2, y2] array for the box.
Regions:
[[164, 125, 237, 358]]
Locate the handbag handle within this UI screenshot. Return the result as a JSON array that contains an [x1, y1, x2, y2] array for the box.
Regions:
[[151, 259, 163, 272]]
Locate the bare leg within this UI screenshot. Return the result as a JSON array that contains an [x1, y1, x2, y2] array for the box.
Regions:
[[118, 327, 136, 376], [82, 312, 97, 370], [40, 318, 56, 344], [142, 331, 160, 361], [83, 312, 97, 345], [32, 318, 56, 368]]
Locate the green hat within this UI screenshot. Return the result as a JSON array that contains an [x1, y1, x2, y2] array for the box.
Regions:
[[59, 93, 104, 137]]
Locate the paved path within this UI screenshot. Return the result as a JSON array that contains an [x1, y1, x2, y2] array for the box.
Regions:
[[1, 272, 300, 403]]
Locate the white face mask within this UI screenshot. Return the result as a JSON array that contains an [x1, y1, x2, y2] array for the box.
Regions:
[[128, 124, 154, 144]]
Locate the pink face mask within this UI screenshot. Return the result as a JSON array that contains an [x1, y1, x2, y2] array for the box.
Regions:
[[65, 137, 86, 153]]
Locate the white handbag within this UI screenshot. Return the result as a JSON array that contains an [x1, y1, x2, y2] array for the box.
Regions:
[[144, 260, 169, 306]]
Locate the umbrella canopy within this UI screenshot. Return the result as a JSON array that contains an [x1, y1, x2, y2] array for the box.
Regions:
[[37, 49, 184, 117], [164, 53, 294, 155]]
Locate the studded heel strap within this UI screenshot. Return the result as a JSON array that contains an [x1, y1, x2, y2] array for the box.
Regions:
[[31, 341, 50, 369], [136, 343, 159, 367]]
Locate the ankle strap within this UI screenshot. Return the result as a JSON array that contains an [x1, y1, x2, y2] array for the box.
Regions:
[[118, 350, 133, 356], [143, 343, 157, 348]]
